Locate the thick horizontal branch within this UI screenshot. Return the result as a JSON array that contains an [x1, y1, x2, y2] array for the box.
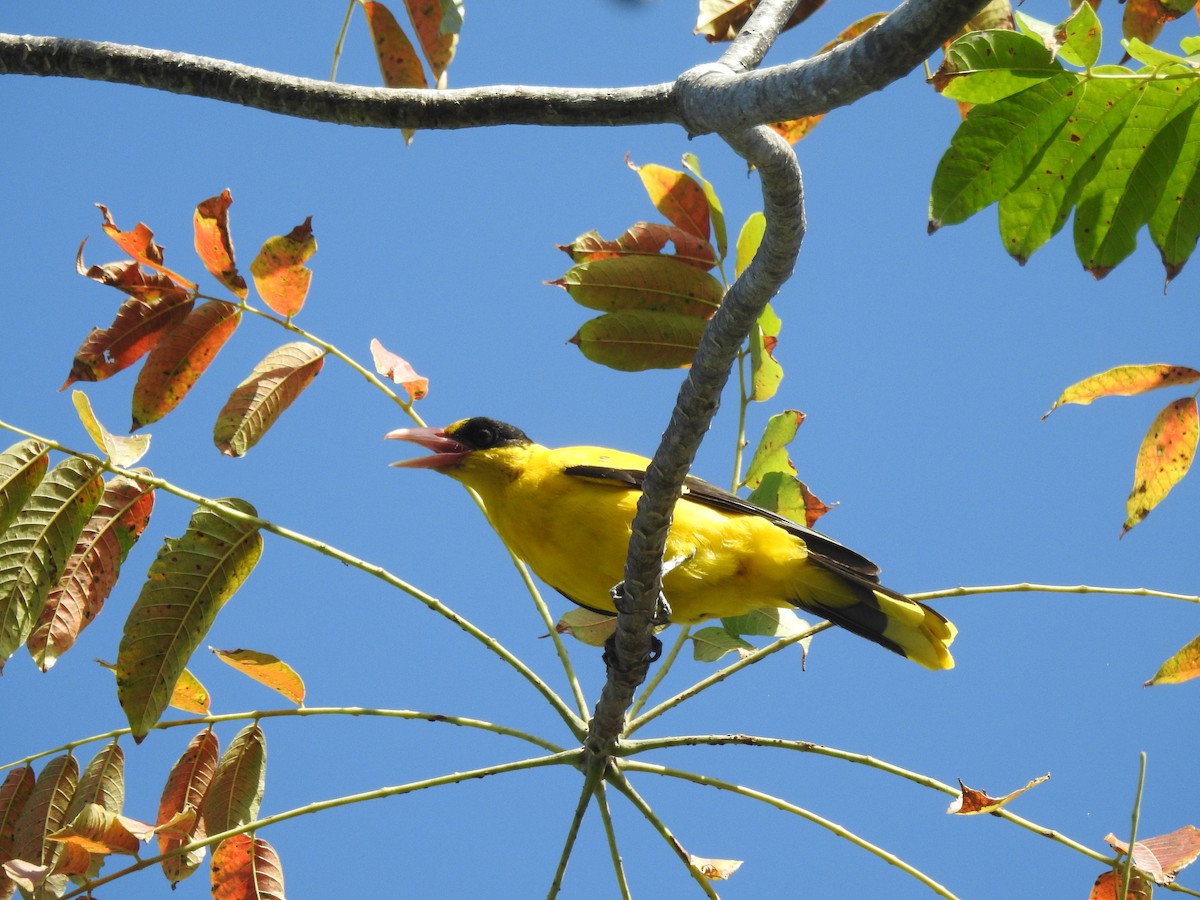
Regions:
[[3, 0, 988, 133]]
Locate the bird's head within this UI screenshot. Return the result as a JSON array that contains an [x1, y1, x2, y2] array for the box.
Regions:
[[386, 417, 532, 472]]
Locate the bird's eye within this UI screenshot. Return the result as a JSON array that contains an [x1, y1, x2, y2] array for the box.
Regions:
[[476, 427, 494, 446]]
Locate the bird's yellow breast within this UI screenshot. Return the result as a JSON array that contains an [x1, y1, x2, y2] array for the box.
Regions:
[[449, 443, 810, 622]]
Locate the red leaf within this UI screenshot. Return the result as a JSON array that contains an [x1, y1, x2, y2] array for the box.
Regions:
[[61, 292, 196, 389], [250, 218, 316, 318], [96, 204, 196, 290], [130, 301, 241, 430], [194, 190, 248, 300], [0, 767, 35, 900], [27, 475, 154, 671]]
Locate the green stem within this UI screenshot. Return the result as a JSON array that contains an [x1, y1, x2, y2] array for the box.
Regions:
[[0, 420, 586, 738], [64, 748, 583, 899], [330, 0, 359, 81], [619, 758, 960, 899], [548, 761, 604, 898], [732, 349, 749, 492], [595, 781, 633, 900], [2, 705, 566, 771], [911, 583, 1200, 604], [1120, 752, 1148, 900]]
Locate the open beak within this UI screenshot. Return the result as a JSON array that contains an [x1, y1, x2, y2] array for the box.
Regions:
[[386, 426, 471, 469]]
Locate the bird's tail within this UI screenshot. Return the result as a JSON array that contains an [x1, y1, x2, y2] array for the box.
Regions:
[[793, 562, 956, 671]]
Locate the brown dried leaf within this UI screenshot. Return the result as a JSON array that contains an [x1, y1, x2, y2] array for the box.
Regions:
[[947, 774, 1050, 814], [96, 204, 196, 290], [560, 222, 718, 271], [695, 0, 824, 41]]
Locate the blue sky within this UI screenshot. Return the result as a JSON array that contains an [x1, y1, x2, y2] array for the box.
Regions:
[[3, 2, 1199, 897]]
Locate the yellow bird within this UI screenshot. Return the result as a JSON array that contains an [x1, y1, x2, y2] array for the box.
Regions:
[[387, 417, 955, 670]]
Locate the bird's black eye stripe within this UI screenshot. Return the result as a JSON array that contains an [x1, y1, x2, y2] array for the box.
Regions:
[[449, 417, 532, 450]]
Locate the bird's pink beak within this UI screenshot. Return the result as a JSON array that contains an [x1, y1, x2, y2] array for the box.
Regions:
[[386, 426, 471, 469]]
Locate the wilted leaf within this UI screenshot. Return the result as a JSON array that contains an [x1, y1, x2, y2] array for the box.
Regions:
[[560, 222, 718, 271], [0, 766, 34, 900], [1123, 397, 1198, 535], [947, 773, 1050, 814], [12, 754, 78, 889], [554, 608, 617, 647], [0, 456, 104, 672], [1106, 825, 1200, 885], [46, 803, 145, 855], [681, 154, 728, 261], [72, 391, 151, 467], [212, 648, 305, 704], [213, 342, 326, 457], [117, 499, 262, 740], [0, 440, 48, 534], [628, 159, 710, 241], [210, 834, 285, 900], [76, 240, 194, 305], [695, 0, 823, 41], [203, 724, 267, 837], [1146, 633, 1200, 686], [747, 470, 832, 529], [157, 729, 219, 884], [250, 218, 315, 317], [743, 410, 805, 490], [369, 338, 429, 401], [28, 475, 153, 671], [169, 667, 211, 714], [690, 626, 754, 662], [689, 854, 744, 880], [96, 204, 196, 290], [131, 300, 241, 430], [1043, 365, 1200, 418], [553, 257, 723, 318], [569, 311, 708, 372], [61, 289, 196, 389], [193, 190, 248, 300], [404, 0, 461, 86]]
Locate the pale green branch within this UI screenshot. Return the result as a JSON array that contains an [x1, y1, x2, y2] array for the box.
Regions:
[[911, 583, 1200, 604], [595, 781, 633, 900]]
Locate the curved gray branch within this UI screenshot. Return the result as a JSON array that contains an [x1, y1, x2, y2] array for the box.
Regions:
[[2, 0, 987, 132], [585, 126, 805, 758], [720, 0, 804, 73]]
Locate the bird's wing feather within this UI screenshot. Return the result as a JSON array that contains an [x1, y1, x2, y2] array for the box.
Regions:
[[562, 464, 882, 579]]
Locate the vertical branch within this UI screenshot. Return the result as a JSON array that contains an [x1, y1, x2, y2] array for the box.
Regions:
[[585, 124, 805, 759]]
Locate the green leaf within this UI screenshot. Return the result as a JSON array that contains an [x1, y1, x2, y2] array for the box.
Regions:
[[999, 70, 1142, 262], [937, 30, 1063, 104], [554, 257, 723, 317], [1123, 37, 1191, 68], [569, 311, 708, 372], [690, 625, 753, 662], [213, 341, 326, 457], [930, 71, 1083, 230], [1058, 2, 1102, 69], [0, 456, 104, 671], [681, 153, 728, 262], [735, 212, 766, 279], [749, 303, 783, 403], [746, 470, 831, 529], [0, 439, 49, 534], [721, 607, 811, 640], [743, 411, 804, 489], [202, 723, 266, 836], [1149, 99, 1200, 281], [116, 498, 262, 740], [1075, 71, 1200, 277]]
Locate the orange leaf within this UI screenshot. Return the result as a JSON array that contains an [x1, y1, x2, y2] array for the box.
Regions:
[[250, 218, 315, 317], [695, 0, 825, 41], [131, 300, 241, 430], [363, 2, 428, 88], [211, 834, 285, 900], [212, 648, 305, 704], [628, 159, 710, 241], [61, 290, 195, 388], [1090, 868, 1154, 899], [157, 729, 219, 885], [193, 190, 248, 300], [27, 474, 154, 671], [1123, 397, 1199, 535], [213, 342, 326, 457], [947, 774, 1050, 814], [370, 338, 429, 401], [96, 204, 197, 290], [403, 0, 460, 86], [560, 222, 718, 270], [47, 803, 146, 856], [1043, 365, 1200, 418]]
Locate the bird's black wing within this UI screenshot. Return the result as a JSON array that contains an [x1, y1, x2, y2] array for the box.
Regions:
[[563, 464, 883, 579]]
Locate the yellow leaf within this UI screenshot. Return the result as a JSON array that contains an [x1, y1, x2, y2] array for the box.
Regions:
[[71, 390, 151, 467], [1123, 397, 1199, 536], [1043, 364, 1200, 419], [250, 218, 316, 317], [212, 647, 305, 704], [170, 667, 211, 714], [1145, 632, 1200, 686]]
